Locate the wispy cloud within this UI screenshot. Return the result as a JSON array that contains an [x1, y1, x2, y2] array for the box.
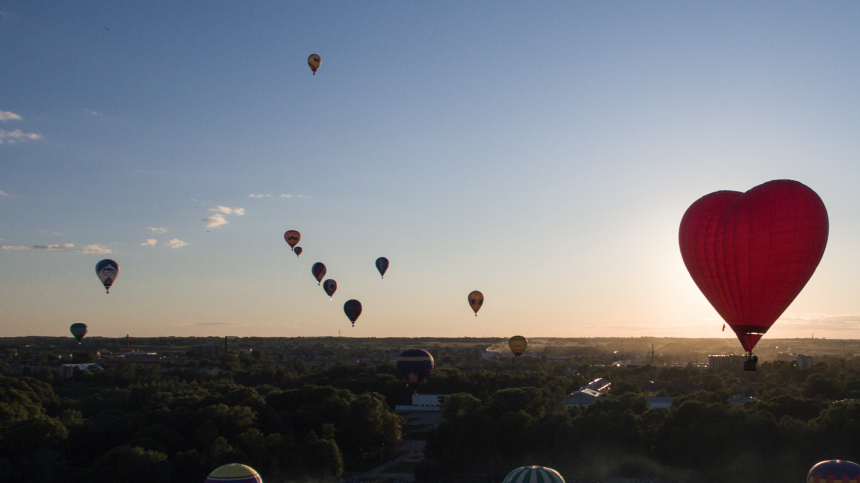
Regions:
[[148, 227, 167, 233], [166, 239, 188, 249], [0, 129, 42, 144], [280, 194, 306, 198], [203, 214, 228, 227], [81, 245, 112, 254], [249, 194, 272, 198], [778, 313, 860, 330], [0, 111, 22, 121], [141, 239, 158, 246], [31, 243, 75, 251], [2, 243, 114, 253], [0, 189, 8, 197], [84, 109, 101, 116], [209, 206, 245, 215]]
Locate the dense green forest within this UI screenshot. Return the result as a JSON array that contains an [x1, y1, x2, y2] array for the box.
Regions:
[[2, 339, 860, 482]]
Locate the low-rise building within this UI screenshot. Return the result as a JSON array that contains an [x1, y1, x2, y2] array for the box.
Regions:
[[394, 394, 451, 412], [56, 363, 103, 378], [564, 378, 612, 408]]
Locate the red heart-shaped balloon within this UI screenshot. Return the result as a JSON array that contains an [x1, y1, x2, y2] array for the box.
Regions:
[[679, 180, 828, 352]]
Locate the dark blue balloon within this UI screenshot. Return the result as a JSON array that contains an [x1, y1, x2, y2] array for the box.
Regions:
[[397, 349, 434, 385], [375, 257, 389, 279], [344, 299, 362, 326]]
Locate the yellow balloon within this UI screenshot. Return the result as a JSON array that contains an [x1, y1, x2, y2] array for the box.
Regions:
[[509, 335, 528, 357], [468, 290, 483, 316], [308, 54, 321, 74]]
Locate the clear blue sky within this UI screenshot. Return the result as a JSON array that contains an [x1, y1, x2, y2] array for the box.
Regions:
[[2, 2, 860, 343]]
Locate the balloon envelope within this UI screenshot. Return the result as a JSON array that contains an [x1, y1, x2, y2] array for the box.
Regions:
[[679, 180, 828, 352], [376, 257, 389, 278], [308, 54, 321, 74], [396, 349, 434, 385], [284, 230, 300, 250], [323, 279, 337, 298], [70, 323, 88, 343], [95, 259, 119, 293], [502, 466, 565, 483], [344, 299, 362, 326], [205, 463, 263, 483], [311, 262, 326, 285], [294, 247, 302, 257], [807, 460, 860, 483], [509, 336, 528, 357], [468, 291, 484, 316]]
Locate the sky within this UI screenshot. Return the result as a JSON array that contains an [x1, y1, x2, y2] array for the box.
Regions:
[[2, 2, 860, 343]]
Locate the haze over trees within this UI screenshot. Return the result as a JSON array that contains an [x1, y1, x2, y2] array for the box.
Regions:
[[1, 337, 859, 482]]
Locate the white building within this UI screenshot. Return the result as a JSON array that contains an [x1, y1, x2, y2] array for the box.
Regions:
[[395, 394, 451, 412], [789, 353, 813, 369], [564, 378, 612, 409]]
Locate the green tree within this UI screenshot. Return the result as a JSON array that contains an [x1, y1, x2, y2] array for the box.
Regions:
[[85, 446, 172, 483]]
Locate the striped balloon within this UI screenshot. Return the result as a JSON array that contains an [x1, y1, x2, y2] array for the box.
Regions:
[[205, 463, 262, 483], [502, 466, 565, 483], [807, 460, 860, 483]]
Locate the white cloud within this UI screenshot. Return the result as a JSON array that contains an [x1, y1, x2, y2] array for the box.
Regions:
[[209, 205, 245, 215], [166, 239, 188, 249], [2, 245, 29, 250], [0, 190, 8, 197], [141, 239, 158, 246], [0, 111, 22, 121], [203, 214, 228, 227], [80, 245, 112, 254], [32, 243, 74, 251], [280, 194, 306, 198], [148, 227, 167, 233], [0, 129, 42, 144], [249, 194, 272, 198]]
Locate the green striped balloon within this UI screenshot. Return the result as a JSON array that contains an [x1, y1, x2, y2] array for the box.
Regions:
[[502, 466, 565, 483]]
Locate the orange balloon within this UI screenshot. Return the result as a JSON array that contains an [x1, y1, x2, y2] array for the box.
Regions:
[[468, 291, 483, 316]]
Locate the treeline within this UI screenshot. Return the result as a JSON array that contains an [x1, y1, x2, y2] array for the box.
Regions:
[[0, 352, 403, 483], [418, 358, 860, 483], [3, 349, 860, 482]]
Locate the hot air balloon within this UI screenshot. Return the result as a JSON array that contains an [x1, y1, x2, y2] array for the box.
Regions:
[[308, 54, 321, 75], [70, 323, 88, 344], [323, 279, 337, 299], [376, 257, 389, 279], [509, 335, 528, 357], [468, 290, 483, 316], [294, 247, 302, 257], [95, 259, 119, 294], [502, 466, 565, 483], [396, 349, 434, 386], [311, 262, 326, 285], [807, 460, 860, 483], [205, 463, 263, 483], [344, 299, 361, 327], [679, 180, 828, 371], [284, 230, 300, 251]]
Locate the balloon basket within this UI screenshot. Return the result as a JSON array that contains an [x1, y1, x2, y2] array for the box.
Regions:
[[743, 353, 758, 371]]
